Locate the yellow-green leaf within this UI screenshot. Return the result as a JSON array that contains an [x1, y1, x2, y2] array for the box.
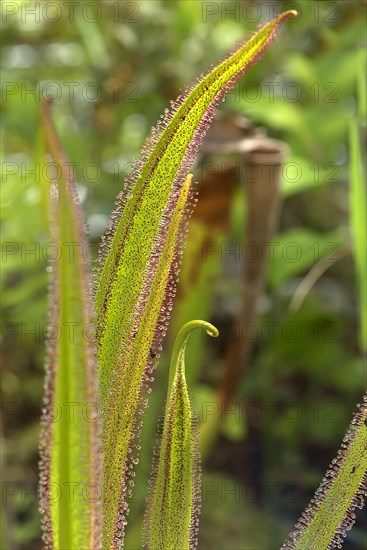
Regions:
[[144, 321, 219, 550], [39, 99, 101, 549], [95, 12, 297, 546], [283, 396, 367, 549]]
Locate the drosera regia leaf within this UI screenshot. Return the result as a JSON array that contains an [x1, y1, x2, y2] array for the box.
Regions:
[[100, 173, 193, 547], [282, 394, 367, 550], [39, 99, 101, 549], [349, 116, 367, 352], [143, 320, 219, 550], [94, 11, 297, 546]]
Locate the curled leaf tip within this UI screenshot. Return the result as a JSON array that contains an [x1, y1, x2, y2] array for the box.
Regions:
[[283, 9, 298, 19], [166, 320, 219, 423], [176, 320, 219, 344], [273, 9, 298, 23], [204, 323, 219, 338]]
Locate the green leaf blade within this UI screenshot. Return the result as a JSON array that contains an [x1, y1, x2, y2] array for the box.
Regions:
[[283, 396, 367, 549], [349, 117, 367, 352], [100, 174, 193, 547], [144, 321, 219, 550], [39, 100, 101, 549], [95, 12, 296, 545], [95, 10, 297, 345]]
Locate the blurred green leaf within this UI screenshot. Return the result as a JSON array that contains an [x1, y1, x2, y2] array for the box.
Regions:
[[267, 229, 345, 289], [349, 117, 367, 351]]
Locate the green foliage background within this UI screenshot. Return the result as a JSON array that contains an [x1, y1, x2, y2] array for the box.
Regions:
[[1, 1, 366, 548]]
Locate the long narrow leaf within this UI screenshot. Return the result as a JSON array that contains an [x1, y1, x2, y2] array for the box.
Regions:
[[39, 99, 101, 549], [349, 117, 367, 352], [283, 395, 367, 549], [101, 173, 193, 546], [95, 11, 297, 545], [144, 320, 219, 550]]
